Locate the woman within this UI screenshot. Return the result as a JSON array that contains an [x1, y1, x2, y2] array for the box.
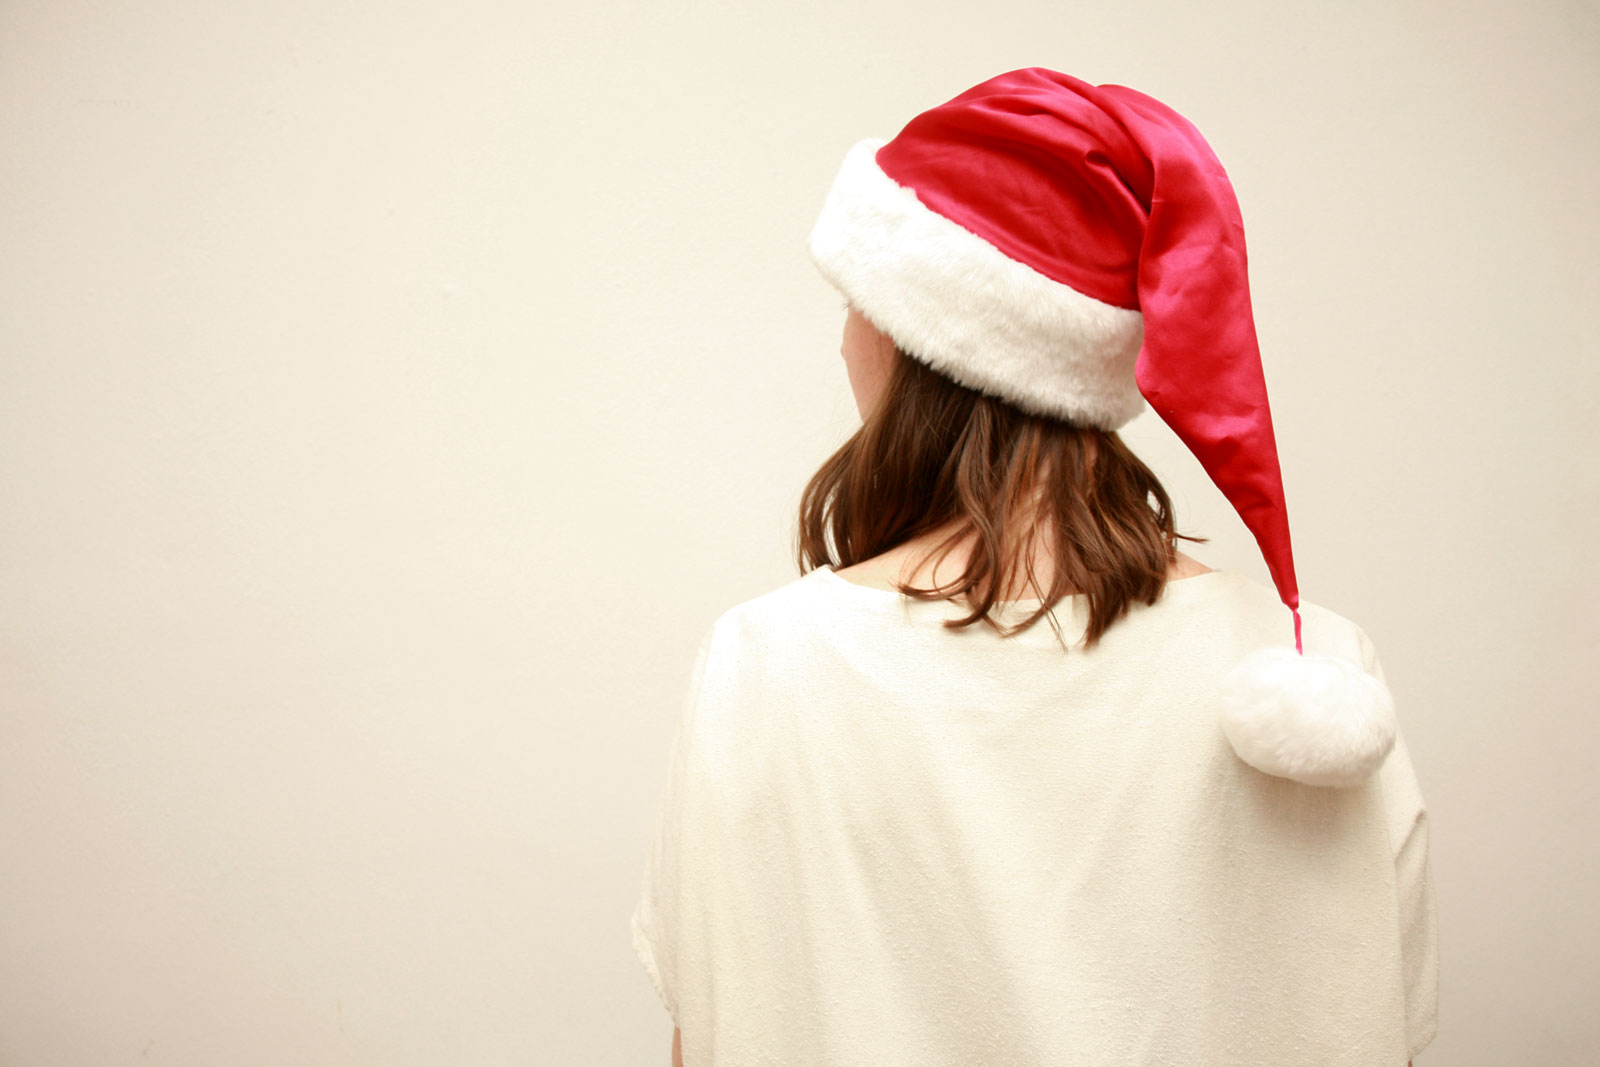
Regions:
[[632, 68, 1437, 1066]]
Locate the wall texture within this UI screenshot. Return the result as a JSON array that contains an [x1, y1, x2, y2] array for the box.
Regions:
[[1, 0, 1595, 1063]]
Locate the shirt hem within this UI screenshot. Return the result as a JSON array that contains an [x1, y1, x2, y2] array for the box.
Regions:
[[1407, 1012, 1439, 1059], [630, 905, 679, 1029]]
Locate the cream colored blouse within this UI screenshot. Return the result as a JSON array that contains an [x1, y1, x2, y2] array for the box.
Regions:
[[632, 564, 1438, 1065]]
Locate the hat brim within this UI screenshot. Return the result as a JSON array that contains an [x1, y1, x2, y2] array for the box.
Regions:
[[807, 138, 1147, 430]]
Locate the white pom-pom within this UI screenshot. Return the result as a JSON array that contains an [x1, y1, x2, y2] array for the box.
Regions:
[[1216, 647, 1397, 787]]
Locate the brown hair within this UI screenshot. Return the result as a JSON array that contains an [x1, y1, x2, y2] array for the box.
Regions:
[[795, 345, 1207, 651]]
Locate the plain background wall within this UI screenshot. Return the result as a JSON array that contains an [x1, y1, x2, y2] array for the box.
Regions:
[[1, 1, 1595, 1063]]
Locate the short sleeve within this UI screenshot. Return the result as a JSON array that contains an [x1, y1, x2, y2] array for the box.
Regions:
[[1362, 633, 1440, 1060], [630, 621, 719, 1028]]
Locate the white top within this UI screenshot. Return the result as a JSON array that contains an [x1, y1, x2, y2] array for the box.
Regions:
[[632, 564, 1438, 1066]]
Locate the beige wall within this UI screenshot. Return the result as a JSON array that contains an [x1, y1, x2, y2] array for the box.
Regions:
[[1, 1, 1595, 1063]]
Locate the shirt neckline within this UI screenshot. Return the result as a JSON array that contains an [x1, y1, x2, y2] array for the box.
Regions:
[[812, 561, 1232, 610]]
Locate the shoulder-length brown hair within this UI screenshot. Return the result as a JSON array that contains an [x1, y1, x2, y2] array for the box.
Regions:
[[795, 343, 1206, 650]]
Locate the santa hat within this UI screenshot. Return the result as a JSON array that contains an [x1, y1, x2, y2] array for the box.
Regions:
[[807, 67, 1396, 788]]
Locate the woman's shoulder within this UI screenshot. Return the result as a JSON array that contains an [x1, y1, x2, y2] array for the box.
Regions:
[[1207, 568, 1381, 669], [702, 568, 835, 642]]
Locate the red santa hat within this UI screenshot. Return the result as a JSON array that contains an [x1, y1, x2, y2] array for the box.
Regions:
[[808, 67, 1396, 787]]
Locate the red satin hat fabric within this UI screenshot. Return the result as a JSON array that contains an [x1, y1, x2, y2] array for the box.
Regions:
[[876, 68, 1302, 631], [875, 71, 1150, 311]]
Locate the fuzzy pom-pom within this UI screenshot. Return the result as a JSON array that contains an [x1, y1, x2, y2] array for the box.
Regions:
[[1216, 647, 1397, 787]]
